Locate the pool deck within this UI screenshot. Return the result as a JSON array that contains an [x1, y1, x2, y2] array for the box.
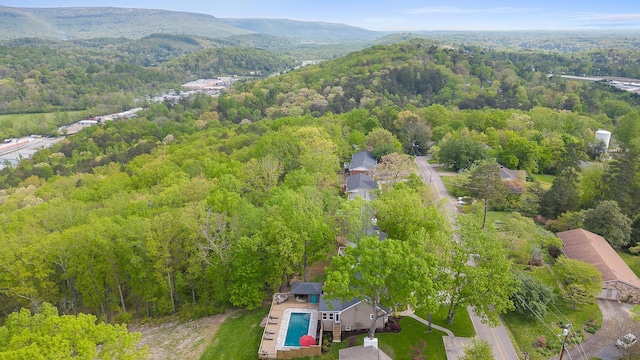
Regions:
[[258, 295, 319, 359]]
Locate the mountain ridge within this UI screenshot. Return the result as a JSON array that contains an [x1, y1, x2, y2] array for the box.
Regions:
[[0, 6, 387, 42]]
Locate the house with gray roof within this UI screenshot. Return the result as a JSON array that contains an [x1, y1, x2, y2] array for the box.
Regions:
[[291, 282, 323, 304], [348, 151, 377, 175], [345, 174, 378, 199], [319, 294, 389, 342]]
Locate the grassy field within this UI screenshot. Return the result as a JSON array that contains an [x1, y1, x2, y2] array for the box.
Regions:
[[466, 210, 603, 359], [530, 173, 555, 190], [502, 256, 602, 359], [200, 306, 269, 360], [201, 310, 448, 360], [439, 175, 456, 195], [619, 251, 640, 277], [414, 305, 475, 338], [0, 111, 85, 137]]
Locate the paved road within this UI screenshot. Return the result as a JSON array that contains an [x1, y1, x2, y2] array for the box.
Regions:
[[0, 137, 64, 169], [414, 156, 521, 360]]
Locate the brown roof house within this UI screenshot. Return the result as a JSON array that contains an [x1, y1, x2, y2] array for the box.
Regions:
[[557, 228, 640, 303]]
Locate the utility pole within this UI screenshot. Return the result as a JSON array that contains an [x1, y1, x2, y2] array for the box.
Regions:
[[558, 323, 571, 360]]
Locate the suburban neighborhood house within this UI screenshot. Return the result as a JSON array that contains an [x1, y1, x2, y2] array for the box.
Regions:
[[257, 282, 390, 359], [348, 150, 377, 175], [497, 164, 527, 193], [557, 228, 640, 303], [344, 150, 379, 201], [345, 173, 378, 200], [319, 293, 390, 342]]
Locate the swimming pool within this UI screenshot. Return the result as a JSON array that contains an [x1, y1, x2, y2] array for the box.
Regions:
[[284, 312, 311, 346], [275, 308, 318, 350]]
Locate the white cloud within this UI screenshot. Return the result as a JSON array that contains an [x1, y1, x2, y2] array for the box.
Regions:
[[406, 6, 539, 15], [578, 13, 640, 22]]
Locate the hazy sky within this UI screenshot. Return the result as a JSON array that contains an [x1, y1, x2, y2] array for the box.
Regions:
[[3, 0, 640, 31]]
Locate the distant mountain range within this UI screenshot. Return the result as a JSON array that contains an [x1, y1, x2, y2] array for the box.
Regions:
[[219, 18, 387, 41], [0, 6, 387, 41]]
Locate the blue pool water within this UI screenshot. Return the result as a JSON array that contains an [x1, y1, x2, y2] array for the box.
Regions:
[[284, 312, 311, 346]]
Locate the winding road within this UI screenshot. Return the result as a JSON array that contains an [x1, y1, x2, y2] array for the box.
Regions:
[[414, 156, 521, 360]]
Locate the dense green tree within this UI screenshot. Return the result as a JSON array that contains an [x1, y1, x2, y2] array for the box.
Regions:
[[499, 135, 540, 173], [373, 183, 446, 241], [443, 217, 517, 325], [364, 128, 402, 160], [324, 237, 436, 339], [603, 144, 640, 217], [540, 175, 581, 219], [392, 110, 431, 153], [511, 271, 556, 318], [460, 338, 494, 360], [435, 135, 489, 171], [583, 200, 632, 249], [335, 197, 373, 245], [0, 303, 147, 360], [539, 137, 585, 219], [579, 164, 606, 209], [614, 112, 640, 147], [554, 256, 603, 307], [462, 160, 507, 229]]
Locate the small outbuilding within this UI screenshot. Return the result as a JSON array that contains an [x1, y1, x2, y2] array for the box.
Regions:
[[291, 282, 323, 304]]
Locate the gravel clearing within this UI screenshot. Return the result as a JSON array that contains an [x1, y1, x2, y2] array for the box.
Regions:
[[131, 312, 232, 360]]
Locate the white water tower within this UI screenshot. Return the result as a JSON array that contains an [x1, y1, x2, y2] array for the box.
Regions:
[[595, 129, 612, 150]]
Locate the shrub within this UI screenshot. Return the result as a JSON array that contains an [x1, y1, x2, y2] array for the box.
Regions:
[[410, 339, 426, 360], [530, 247, 544, 266], [533, 335, 547, 348], [390, 321, 400, 332], [548, 245, 562, 258], [348, 336, 357, 347], [322, 335, 332, 352]]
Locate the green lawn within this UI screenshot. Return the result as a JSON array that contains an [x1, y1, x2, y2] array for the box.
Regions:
[[200, 307, 269, 360], [502, 265, 603, 360], [619, 251, 640, 277], [530, 173, 554, 184], [472, 211, 603, 359], [318, 317, 447, 360], [414, 305, 475, 337], [201, 310, 448, 360], [439, 175, 456, 195], [530, 174, 555, 190], [0, 111, 85, 136]]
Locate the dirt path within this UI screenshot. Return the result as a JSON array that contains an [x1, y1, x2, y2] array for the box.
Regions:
[[130, 312, 232, 360]]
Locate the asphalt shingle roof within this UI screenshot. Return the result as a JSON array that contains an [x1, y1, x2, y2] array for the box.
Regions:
[[346, 174, 377, 192], [558, 228, 640, 288], [290, 282, 323, 295], [348, 151, 377, 172]]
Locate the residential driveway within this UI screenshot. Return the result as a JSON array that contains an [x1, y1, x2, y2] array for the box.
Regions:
[[552, 300, 634, 360]]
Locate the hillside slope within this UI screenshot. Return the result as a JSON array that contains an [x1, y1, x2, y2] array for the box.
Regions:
[[220, 18, 387, 41], [0, 6, 251, 40]]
